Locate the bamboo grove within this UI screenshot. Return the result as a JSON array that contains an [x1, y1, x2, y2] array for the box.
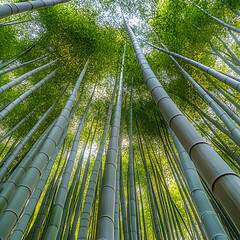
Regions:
[[0, 0, 240, 239]]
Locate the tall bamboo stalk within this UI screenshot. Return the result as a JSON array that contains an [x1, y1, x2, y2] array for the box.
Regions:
[[44, 87, 95, 240], [0, 53, 50, 76], [0, 101, 57, 180], [0, 43, 36, 70], [210, 42, 240, 76], [114, 107, 125, 240], [196, 5, 240, 33], [128, 84, 137, 240], [0, 59, 57, 95], [148, 43, 240, 92], [96, 42, 125, 239], [0, 68, 58, 120], [0, 0, 70, 18]]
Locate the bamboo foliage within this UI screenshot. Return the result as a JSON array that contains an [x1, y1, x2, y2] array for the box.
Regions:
[[1, 2, 240, 239], [0, 110, 33, 143]]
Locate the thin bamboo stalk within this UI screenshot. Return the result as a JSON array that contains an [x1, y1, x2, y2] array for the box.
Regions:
[[10, 120, 69, 239], [0, 59, 58, 95], [128, 85, 137, 240], [210, 42, 240, 76], [218, 37, 240, 66], [0, 101, 57, 180], [0, 110, 33, 143], [0, 69, 58, 120], [0, 43, 36, 70], [195, 5, 240, 33], [148, 42, 240, 92], [114, 107, 125, 240], [0, 53, 50, 76], [229, 30, 240, 47]]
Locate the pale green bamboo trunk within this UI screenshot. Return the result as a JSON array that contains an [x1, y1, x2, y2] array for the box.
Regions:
[[10, 120, 69, 239], [44, 87, 94, 240], [128, 86, 137, 240], [119, 146, 129, 240], [196, 107, 239, 145], [210, 42, 240, 76], [0, 101, 57, 180], [114, 108, 125, 240], [0, 120, 55, 217], [135, 163, 148, 240], [198, 117, 240, 166], [11, 90, 84, 239], [0, 0, 70, 18], [229, 30, 240, 47], [204, 87, 240, 126], [136, 121, 162, 239], [69, 123, 96, 239], [211, 81, 240, 111], [96, 42, 125, 239], [218, 37, 240, 66], [0, 19, 30, 26], [167, 55, 240, 145], [60, 145, 86, 239]]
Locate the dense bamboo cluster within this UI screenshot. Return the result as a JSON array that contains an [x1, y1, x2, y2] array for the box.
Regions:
[[0, 0, 240, 239]]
